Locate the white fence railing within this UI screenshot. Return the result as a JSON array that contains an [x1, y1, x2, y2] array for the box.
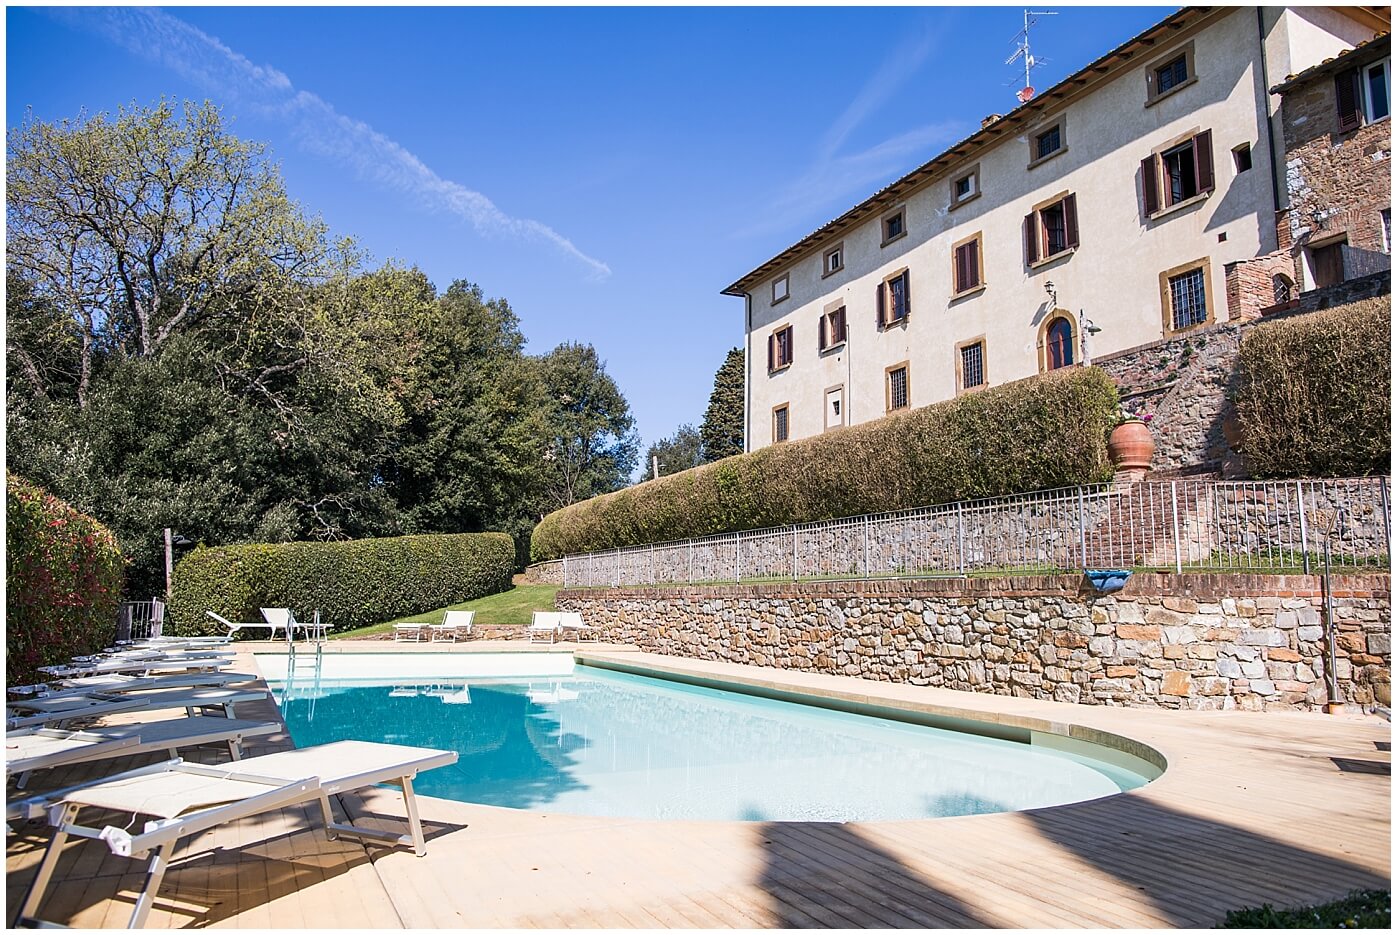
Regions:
[[561, 477, 1391, 588], [115, 598, 166, 642]]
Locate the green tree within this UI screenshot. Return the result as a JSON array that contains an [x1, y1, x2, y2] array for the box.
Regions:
[[643, 424, 704, 479], [536, 342, 639, 511], [700, 347, 745, 462]]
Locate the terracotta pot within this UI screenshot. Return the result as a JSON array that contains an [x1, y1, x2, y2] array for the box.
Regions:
[[1108, 419, 1155, 471]]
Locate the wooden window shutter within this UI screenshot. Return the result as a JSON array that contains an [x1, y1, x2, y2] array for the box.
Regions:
[[901, 270, 911, 318], [966, 239, 980, 289], [1063, 194, 1080, 249], [1141, 155, 1160, 215], [835, 307, 847, 343], [1024, 213, 1039, 265], [1193, 129, 1214, 193], [954, 244, 967, 293], [876, 281, 886, 327], [818, 315, 828, 351], [1335, 68, 1362, 133], [767, 333, 775, 371]]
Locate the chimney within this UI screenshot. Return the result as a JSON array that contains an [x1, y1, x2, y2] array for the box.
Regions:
[[981, 113, 1004, 129]]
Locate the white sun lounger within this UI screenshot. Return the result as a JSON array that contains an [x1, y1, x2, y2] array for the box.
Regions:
[[557, 612, 601, 642], [207, 609, 288, 640], [529, 611, 561, 643], [40, 654, 235, 680], [5, 716, 280, 787], [56, 671, 257, 694], [12, 740, 459, 928], [394, 622, 426, 642], [7, 685, 269, 730], [429, 610, 474, 642], [3, 729, 144, 781]]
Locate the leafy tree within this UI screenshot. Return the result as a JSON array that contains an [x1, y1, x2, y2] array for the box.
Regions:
[[536, 342, 639, 512], [700, 347, 745, 462], [643, 424, 704, 479]]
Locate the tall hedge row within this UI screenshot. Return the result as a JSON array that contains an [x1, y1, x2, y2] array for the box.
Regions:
[[531, 366, 1120, 560], [6, 473, 126, 684], [169, 532, 515, 636], [1233, 296, 1390, 478]]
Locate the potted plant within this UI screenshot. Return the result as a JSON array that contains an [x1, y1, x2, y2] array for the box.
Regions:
[[1108, 412, 1155, 471]]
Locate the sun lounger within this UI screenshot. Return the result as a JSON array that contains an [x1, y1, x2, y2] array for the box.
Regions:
[[3, 729, 143, 781], [7, 685, 269, 730], [208, 609, 288, 640], [529, 611, 561, 643], [557, 611, 601, 642], [40, 653, 235, 680], [54, 671, 256, 694], [263, 607, 329, 641], [5, 716, 280, 788], [394, 622, 425, 642], [12, 740, 459, 928], [429, 610, 474, 642]]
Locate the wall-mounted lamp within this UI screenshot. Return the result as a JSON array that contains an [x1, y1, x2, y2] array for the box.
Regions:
[[1044, 280, 1058, 306]]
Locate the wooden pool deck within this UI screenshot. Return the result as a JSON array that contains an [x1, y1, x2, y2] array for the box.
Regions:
[[6, 643, 1390, 928]]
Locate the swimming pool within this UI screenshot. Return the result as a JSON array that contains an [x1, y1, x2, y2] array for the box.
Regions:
[[260, 653, 1158, 822]]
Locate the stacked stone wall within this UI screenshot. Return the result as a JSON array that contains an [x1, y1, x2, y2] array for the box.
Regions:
[[558, 573, 1390, 713]]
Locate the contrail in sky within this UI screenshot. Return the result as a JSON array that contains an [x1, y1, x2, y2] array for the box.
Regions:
[[54, 7, 612, 281]]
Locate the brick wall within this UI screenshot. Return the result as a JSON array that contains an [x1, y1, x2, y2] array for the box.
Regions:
[[1280, 60, 1392, 285], [558, 573, 1391, 712]]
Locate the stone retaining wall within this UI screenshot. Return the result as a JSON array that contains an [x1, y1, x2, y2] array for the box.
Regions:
[[557, 573, 1390, 712]]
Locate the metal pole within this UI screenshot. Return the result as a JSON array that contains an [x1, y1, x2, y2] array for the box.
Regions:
[[1323, 535, 1343, 715], [1171, 482, 1183, 574], [862, 516, 870, 578], [1076, 487, 1087, 569], [1380, 479, 1391, 564], [163, 527, 174, 598], [650, 543, 655, 585], [688, 539, 694, 583], [615, 547, 620, 587], [1297, 481, 1310, 574], [792, 525, 799, 581], [956, 504, 965, 575], [563, 554, 569, 587], [735, 532, 741, 583]]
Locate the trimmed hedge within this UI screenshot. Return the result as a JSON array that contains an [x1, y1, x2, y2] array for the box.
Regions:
[[6, 473, 126, 684], [532, 366, 1119, 560], [1233, 296, 1390, 478], [169, 532, 515, 636]]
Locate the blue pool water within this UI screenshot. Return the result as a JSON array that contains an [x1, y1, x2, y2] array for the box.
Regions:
[[266, 659, 1154, 822]]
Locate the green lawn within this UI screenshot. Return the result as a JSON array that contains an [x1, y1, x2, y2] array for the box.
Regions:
[[330, 583, 558, 640]]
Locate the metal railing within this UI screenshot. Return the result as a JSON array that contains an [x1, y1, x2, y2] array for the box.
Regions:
[[561, 476, 1391, 588], [115, 598, 166, 642]]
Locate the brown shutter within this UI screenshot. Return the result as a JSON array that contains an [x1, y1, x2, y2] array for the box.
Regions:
[[1193, 129, 1214, 194], [1335, 68, 1362, 133], [836, 307, 847, 343], [1141, 155, 1160, 215], [953, 244, 966, 293], [1063, 194, 1079, 249], [876, 281, 885, 328], [967, 239, 980, 289], [818, 314, 828, 351], [767, 333, 775, 371], [1024, 213, 1039, 265], [901, 271, 911, 319], [785, 326, 792, 366]]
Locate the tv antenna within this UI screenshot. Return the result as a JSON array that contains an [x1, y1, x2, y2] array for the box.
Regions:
[[1006, 9, 1057, 103]]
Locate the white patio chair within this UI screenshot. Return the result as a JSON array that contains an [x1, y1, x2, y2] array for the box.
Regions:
[[557, 611, 601, 642], [528, 611, 561, 643], [429, 610, 474, 642], [394, 622, 425, 642], [11, 740, 460, 928], [261, 607, 324, 641]]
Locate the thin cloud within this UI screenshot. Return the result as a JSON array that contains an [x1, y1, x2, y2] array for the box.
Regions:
[[53, 7, 611, 281], [738, 17, 965, 241]]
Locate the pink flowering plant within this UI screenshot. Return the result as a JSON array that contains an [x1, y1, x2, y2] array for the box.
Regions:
[[6, 472, 126, 684]]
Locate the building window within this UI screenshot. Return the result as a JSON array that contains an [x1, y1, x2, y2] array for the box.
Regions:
[[822, 243, 844, 277], [1232, 143, 1252, 173], [771, 274, 789, 305], [772, 404, 789, 443], [885, 363, 910, 413], [877, 268, 910, 327], [1146, 42, 1195, 105], [1382, 208, 1391, 254], [1024, 193, 1078, 265], [818, 305, 847, 351], [1029, 119, 1066, 167], [956, 339, 986, 393], [1141, 130, 1214, 216], [767, 325, 794, 372], [881, 208, 906, 246], [1365, 59, 1390, 123], [1161, 261, 1211, 333], [1272, 273, 1294, 305], [952, 233, 983, 296], [950, 164, 981, 208], [824, 386, 844, 430], [1044, 317, 1074, 370]]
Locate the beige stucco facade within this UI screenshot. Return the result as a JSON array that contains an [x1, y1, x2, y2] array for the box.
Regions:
[[728, 6, 1383, 451]]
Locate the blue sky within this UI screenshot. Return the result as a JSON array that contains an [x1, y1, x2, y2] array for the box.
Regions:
[[6, 4, 1171, 470]]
